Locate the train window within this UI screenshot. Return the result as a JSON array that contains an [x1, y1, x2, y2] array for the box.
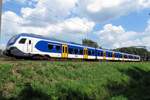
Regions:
[[134, 56, 136, 59], [99, 52, 101, 56], [19, 38, 26, 44], [56, 45, 61, 51], [129, 55, 133, 59], [62, 46, 65, 53], [119, 54, 122, 58], [100, 51, 103, 56], [129, 56, 131, 59], [74, 49, 78, 54], [110, 52, 112, 57], [69, 48, 73, 54], [97, 52, 100, 56], [108, 52, 112, 57], [124, 55, 128, 58], [79, 49, 83, 55], [116, 53, 119, 58], [29, 40, 31, 44], [114, 53, 116, 57], [114, 53, 117, 57], [106, 52, 108, 57], [48, 44, 53, 50], [91, 50, 93, 55], [8, 36, 17, 45], [107, 52, 109, 57], [92, 50, 95, 55], [88, 50, 91, 55]]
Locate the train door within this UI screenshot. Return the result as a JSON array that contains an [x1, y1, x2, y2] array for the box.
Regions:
[[83, 48, 88, 59], [122, 54, 124, 61], [103, 51, 106, 60], [112, 52, 115, 60], [27, 40, 33, 53], [62, 44, 68, 58]]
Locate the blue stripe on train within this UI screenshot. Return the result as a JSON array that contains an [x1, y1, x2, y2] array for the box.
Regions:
[[35, 41, 62, 53]]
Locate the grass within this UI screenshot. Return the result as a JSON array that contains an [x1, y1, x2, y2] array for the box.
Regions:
[[0, 60, 150, 100]]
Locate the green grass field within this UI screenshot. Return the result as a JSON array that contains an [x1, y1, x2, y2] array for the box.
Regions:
[[0, 61, 150, 100]]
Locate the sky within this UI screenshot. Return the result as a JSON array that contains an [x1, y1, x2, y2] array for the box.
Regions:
[[1, 0, 150, 50]]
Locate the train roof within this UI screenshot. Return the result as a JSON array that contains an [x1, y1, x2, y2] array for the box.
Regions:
[[17, 33, 139, 57], [18, 33, 79, 44], [17, 33, 96, 49]]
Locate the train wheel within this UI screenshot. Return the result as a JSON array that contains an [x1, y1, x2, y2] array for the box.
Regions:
[[32, 55, 43, 60], [43, 55, 51, 60]]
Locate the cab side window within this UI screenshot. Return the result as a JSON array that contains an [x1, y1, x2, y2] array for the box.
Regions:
[[19, 38, 26, 44]]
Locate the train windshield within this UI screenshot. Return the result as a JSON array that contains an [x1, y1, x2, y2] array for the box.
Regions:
[[7, 35, 18, 46]]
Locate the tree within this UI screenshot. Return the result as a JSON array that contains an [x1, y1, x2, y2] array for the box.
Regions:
[[82, 39, 100, 48], [0, 49, 2, 56]]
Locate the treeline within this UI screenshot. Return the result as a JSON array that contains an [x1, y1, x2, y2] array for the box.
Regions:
[[82, 39, 100, 48], [114, 47, 150, 61], [0, 49, 2, 56]]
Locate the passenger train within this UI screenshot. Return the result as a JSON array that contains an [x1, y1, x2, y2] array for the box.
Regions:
[[5, 33, 140, 61]]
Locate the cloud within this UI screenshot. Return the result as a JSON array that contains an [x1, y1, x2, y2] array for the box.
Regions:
[[1, 11, 23, 49], [4, 0, 150, 24], [139, 0, 150, 8], [2, 0, 150, 51], [19, 0, 78, 27], [1, 11, 95, 47], [1, 11, 23, 42], [75, 0, 150, 22], [95, 23, 150, 50]]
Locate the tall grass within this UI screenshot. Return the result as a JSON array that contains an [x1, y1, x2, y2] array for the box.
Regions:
[[0, 61, 150, 100]]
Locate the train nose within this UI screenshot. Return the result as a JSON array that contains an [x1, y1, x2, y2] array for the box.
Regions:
[[4, 47, 14, 56], [5, 47, 30, 58]]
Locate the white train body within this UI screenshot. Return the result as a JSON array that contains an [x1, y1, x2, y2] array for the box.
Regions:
[[5, 33, 140, 61]]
